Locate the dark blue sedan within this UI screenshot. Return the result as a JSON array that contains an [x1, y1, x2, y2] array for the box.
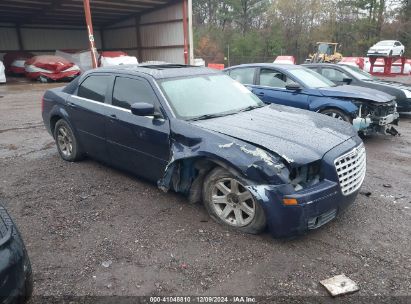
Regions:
[[224, 64, 399, 136], [42, 64, 366, 237]]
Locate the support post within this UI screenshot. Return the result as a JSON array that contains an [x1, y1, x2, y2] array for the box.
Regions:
[[83, 0, 98, 68], [188, 0, 194, 65], [182, 0, 188, 64], [135, 16, 143, 63], [16, 24, 24, 50]]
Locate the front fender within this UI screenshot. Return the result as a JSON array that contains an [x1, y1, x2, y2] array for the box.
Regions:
[[309, 97, 358, 117], [157, 130, 290, 194]]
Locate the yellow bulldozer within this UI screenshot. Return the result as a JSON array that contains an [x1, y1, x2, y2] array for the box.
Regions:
[[305, 42, 343, 63]]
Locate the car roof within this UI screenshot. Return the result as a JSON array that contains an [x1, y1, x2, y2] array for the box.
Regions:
[[86, 64, 220, 80], [225, 63, 303, 71], [376, 40, 396, 43], [302, 63, 342, 68]]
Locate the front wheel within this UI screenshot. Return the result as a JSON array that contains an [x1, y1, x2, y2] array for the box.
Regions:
[[203, 167, 266, 234], [54, 119, 83, 161], [320, 108, 351, 123]]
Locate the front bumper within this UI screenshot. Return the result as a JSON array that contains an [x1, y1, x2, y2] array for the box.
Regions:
[[353, 112, 400, 135], [249, 136, 363, 238], [367, 50, 390, 57]]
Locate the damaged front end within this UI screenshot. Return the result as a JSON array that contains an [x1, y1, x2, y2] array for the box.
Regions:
[[352, 100, 400, 136]]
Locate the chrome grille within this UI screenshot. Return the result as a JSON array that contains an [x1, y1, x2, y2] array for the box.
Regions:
[[334, 144, 366, 196]]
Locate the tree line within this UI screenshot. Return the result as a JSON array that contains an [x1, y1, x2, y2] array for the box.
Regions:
[[193, 0, 410, 65]]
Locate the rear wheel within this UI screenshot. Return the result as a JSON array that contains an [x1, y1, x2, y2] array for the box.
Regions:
[[54, 119, 83, 161], [320, 108, 351, 123], [203, 167, 266, 234]]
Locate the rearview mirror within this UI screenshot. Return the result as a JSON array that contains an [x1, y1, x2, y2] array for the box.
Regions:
[[131, 102, 155, 116], [342, 77, 353, 84], [285, 83, 301, 91]]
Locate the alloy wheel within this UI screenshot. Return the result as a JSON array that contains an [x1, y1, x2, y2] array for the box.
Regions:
[[57, 126, 73, 157], [211, 178, 256, 227]]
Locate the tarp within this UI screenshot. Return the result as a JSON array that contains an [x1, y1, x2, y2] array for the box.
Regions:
[[55, 50, 95, 73], [0, 61, 6, 83], [3, 51, 34, 74], [25, 55, 80, 81], [99, 51, 138, 67]]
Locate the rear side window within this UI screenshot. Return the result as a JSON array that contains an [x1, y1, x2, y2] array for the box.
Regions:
[[78, 75, 111, 102], [112, 77, 158, 110], [229, 68, 255, 85]]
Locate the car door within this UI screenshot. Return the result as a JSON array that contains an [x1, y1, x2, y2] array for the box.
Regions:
[[251, 68, 310, 109], [318, 67, 350, 86], [105, 75, 170, 182], [66, 74, 112, 163]]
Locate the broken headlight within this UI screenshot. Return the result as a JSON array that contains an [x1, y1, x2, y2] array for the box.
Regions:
[[289, 161, 321, 191]]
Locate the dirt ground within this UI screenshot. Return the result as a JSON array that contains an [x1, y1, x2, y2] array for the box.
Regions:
[[0, 78, 410, 302]]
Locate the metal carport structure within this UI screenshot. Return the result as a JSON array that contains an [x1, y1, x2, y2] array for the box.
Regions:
[[0, 0, 194, 66]]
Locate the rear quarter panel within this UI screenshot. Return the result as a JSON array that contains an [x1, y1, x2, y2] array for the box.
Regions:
[[42, 87, 72, 136]]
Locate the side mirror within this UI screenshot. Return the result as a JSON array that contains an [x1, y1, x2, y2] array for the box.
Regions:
[[285, 83, 301, 91], [342, 77, 353, 84], [131, 102, 155, 116]]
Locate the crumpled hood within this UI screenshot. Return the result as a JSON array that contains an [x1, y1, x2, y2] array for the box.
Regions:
[[318, 85, 395, 103], [192, 104, 357, 166]]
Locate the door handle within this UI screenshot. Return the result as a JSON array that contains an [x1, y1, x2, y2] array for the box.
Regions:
[[255, 92, 265, 97], [109, 114, 117, 119], [68, 102, 77, 108]]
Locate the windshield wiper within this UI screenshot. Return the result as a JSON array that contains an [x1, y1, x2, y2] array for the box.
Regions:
[[188, 113, 232, 121], [188, 104, 265, 121], [238, 104, 265, 113]]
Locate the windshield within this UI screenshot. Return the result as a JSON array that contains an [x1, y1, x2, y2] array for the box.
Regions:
[[341, 65, 375, 80], [376, 41, 394, 46], [159, 74, 264, 120], [288, 68, 336, 88], [318, 43, 334, 55]]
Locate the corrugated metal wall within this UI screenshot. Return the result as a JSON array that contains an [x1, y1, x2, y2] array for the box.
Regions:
[[103, 2, 185, 64], [0, 2, 186, 64], [0, 25, 101, 57]]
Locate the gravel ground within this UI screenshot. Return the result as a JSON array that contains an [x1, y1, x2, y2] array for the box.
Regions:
[[0, 79, 410, 303]]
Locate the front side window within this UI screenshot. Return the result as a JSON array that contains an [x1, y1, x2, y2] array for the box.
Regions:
[[78, 75, 111, 102], [321, 68, 349, 82], [159, 74, 264, 120], [228, 68, 255, 85], [112, 77, 158, 110], [259, 69, 295, 88]]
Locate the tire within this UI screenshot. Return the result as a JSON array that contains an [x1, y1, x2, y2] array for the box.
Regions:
[[203, 167, 266, 234], [0, 205, 33, 304], [17, 255, 33, 304], [53, 119, 83, 161], [400, 50, 404, 57], [320, 108, 352, 123], [389, 50, 393, 57]]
